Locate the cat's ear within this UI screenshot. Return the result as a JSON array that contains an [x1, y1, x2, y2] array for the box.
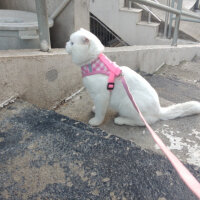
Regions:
[[80, 28, 86, 32], [82, 36, 90, 45]]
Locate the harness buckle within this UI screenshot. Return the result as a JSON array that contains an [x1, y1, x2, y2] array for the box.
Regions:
[[107, 82, 115, 90]]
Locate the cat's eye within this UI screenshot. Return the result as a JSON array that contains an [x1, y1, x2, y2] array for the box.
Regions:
[[71, 41, 74, 45]]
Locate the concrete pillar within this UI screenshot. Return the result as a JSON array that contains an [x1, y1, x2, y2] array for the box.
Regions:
[[35, 0, 51, 51], [74, 0, 90, 31], [50, 0, 90, 48], [0, 0, 90, 48]]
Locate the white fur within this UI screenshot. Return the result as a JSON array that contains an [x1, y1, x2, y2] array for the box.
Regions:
[[66, 28, 200, 126]]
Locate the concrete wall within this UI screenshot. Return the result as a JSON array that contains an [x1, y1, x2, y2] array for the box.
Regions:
[[105, 44, 200, 73], [1, 44, 200, 108], [89, 0, 161, 45], [50, 0, 90, 48], [90, 0, 140, 44], [0, 0, 90, 48], [0, 49, 82, 109]]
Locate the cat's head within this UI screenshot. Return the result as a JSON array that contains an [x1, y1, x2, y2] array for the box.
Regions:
[[66, 28, 104, 66]]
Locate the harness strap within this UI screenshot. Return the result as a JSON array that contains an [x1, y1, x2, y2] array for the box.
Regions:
[[120, 76, 200, 199], [98, 53, 122, 90]]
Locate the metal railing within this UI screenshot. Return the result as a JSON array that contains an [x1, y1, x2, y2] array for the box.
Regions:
[[50, 0, 72, 20], [168, 0, 200, 39], [90, 13, 128, 47], [35, 0, 72, 52], [194, 0, 200, 10], [127, 0, 161, 23], [35, 0, 51, 51], [129, 0, 200, 45]]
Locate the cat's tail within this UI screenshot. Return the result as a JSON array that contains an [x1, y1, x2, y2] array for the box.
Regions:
[[159, 101, 200, 120]]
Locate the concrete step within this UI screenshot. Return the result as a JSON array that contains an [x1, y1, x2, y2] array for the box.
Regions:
[[119, 7, 143, 13], [137, 21, 160, 27], [119, 7, 143, 23], [135, 21, 160, 45], [107, 38, 125, 47]]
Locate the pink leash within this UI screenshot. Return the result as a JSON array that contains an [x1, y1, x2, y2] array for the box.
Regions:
[[121, 76, 200, 199], [98, 53, 200, 199]]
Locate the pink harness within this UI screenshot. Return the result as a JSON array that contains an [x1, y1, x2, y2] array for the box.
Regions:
[[81, 53, 200, 199], [81, 53, 122, 90]]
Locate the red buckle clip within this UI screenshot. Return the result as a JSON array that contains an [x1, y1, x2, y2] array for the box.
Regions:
[[107, 82, 115, 90]]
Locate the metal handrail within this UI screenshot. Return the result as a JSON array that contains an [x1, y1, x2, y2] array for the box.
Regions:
[[163, 0, 170, 38], [168, 0, 200, 40], [130, 0, 200, 45], [128, 0, 161, 22], [147, 0, 161, 23], [35, 0, 73, 51], [194, 0, 200, 10], [90, 14, 128, 46], [134, 3, 162, 22], [131, 0, 200, 19], [50, 0, 72, 20], [35, 0, 51, 51]]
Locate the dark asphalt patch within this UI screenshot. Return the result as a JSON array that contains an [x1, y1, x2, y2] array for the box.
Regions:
[[144, 74, 200, 103], [0, 100, 199, 200]]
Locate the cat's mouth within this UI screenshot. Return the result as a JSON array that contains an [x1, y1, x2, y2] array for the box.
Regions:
[[65, 42, 72, 54]]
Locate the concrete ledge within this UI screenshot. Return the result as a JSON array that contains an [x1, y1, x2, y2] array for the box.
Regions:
[[105, 44, 200, 73], [0, 49, 82, 109], [1, 44, 200, 108]]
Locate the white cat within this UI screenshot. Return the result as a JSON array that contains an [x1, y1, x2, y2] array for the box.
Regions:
[[66, 28, 200, 126]]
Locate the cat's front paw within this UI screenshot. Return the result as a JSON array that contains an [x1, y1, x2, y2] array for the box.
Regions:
[[114, 117, 124, 125], [89, 117, 102, 126]]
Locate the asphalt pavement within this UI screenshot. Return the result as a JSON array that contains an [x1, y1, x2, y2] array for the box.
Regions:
[[0, 59, 200, 199]]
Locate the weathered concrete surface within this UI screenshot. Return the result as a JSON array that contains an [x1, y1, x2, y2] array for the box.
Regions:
[[56, 58, 200, 167], [106, 44, 200, 74], [0, 49, 82, 109], [1, 46, 200, 109], [0, 100, 199, 200]]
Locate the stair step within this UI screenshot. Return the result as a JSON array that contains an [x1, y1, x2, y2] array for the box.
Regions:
[[119, 7, 143, 13], [137, 21, 160, 27], [107, 38, 125, 47], [135, 21, 160, 45], [119, 7, 143, 24]]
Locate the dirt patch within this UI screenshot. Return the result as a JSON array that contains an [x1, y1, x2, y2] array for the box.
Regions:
[[3, 151, 66, 200]]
